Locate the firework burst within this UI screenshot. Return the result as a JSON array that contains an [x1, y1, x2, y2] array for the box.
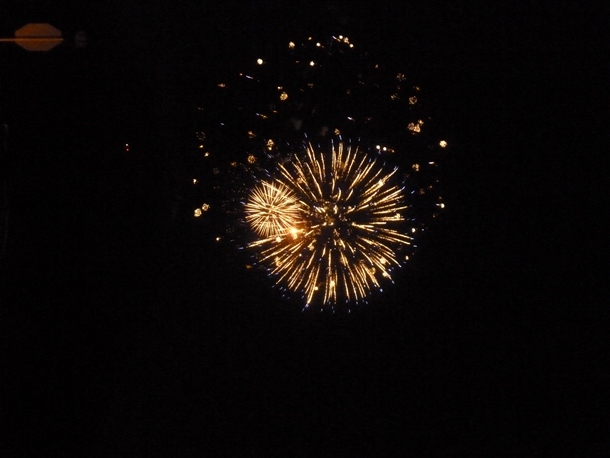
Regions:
[[245, 141, 413, 308], [245, 181, 303, 238], [190, 34, 447, 309]]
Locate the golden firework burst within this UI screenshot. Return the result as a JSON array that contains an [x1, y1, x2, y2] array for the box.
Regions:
[[245, 142, 413, 307], [244, 181, 303, 238]]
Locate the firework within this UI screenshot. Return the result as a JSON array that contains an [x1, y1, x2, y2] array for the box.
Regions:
[[245, 141, 413, 307], [244, 181, 303, 238], [190, 34, 447, 309]]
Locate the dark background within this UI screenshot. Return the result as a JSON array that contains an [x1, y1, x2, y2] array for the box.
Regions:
[[1, 1, 607, 455]]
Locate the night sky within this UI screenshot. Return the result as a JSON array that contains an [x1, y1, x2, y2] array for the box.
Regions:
[[1, 1, 607, 455]]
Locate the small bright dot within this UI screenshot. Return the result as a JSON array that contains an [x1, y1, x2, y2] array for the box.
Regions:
[[247, 154, 256, 164], [279, 91, 288, 101], [204, 152, 210, 157], [215, 236, 221, 241], [256, 58, 264, 65], [198, 144, 204, 149], [309, 60, 315, 66], [192, 178, 197, 184], [439, 140, 448, 148], [408, 121, 423, 133], [288, 42, 295, 48], [411, 228, 417, 233], [316, 42, 321, 47], [439, 203, 445, 209], [194, 208, 202, 217], [201, 203, 210, 211]]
